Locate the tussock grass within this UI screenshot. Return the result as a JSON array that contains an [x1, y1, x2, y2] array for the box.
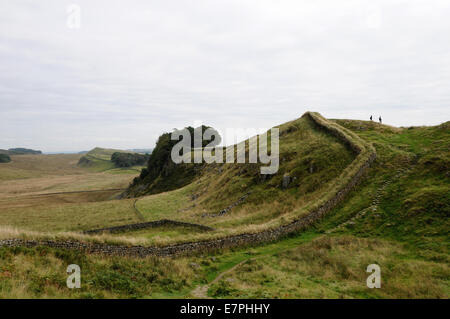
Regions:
[[208, 236, 449, 298], [0, 244, 198, 298], [0, 225, 151, 246], [0, 199, 140, 233]]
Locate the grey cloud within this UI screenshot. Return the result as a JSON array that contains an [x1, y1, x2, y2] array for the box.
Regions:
[[0, 0, 449, 152]]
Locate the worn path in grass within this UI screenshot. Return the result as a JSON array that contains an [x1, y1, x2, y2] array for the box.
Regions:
[[191, 259, 251, 298], [187, 231, 321, 298], [327, 165, 414, 234]]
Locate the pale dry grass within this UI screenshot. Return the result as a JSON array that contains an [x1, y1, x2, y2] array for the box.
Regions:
[[0, 154, 84, 181], [0, 225, 149, 246], [0, 235, 197, 298], [0, 198, 140, 232], [0, 172, 133, 199], [0, 151, 143, 236], [0, 190, 123, 210]]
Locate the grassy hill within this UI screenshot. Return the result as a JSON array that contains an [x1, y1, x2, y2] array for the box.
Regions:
[[0, 148, 42, 155], [202, 119, 449, 298], [77, 147, 122, 171], [77, 147, 145, 173], [121, 113, 360, 245], [0, 113, 448, 298]]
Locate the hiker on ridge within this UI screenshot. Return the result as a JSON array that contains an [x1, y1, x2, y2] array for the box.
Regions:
[[370, 115, 373, 121], [379, 116, 382, 124]]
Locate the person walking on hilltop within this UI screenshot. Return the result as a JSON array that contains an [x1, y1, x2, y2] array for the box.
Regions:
[[370, 115, 373, 121], [379, 116, 382, 124]]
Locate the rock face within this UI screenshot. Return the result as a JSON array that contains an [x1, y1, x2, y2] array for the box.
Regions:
[[77, 156, 93, 167], [282, 175, 291, 189]]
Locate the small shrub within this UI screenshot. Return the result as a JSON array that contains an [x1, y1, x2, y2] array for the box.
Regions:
[[0, 154, 11, 163]]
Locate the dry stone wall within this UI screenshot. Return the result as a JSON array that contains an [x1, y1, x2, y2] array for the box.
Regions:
[[83, 219, 214, 234]]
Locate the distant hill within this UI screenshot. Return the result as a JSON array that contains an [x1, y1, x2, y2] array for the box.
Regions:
[[77, 147, 142, 171], [126, 148, 153, 154], [0, 148, 42, 155]]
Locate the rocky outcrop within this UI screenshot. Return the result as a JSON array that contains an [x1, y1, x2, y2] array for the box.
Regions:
[[281, 175, 291, 189]]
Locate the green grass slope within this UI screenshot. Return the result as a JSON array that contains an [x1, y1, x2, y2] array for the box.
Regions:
[[320, 120, 449, 251], [203, 120, 449, 298]]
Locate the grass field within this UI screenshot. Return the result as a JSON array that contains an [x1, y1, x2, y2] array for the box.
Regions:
[[0, 154, 83, 181], [0, 150, 144, 234]]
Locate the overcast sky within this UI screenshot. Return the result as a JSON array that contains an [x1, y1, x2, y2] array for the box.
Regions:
[[1, 0, 449, 152]]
